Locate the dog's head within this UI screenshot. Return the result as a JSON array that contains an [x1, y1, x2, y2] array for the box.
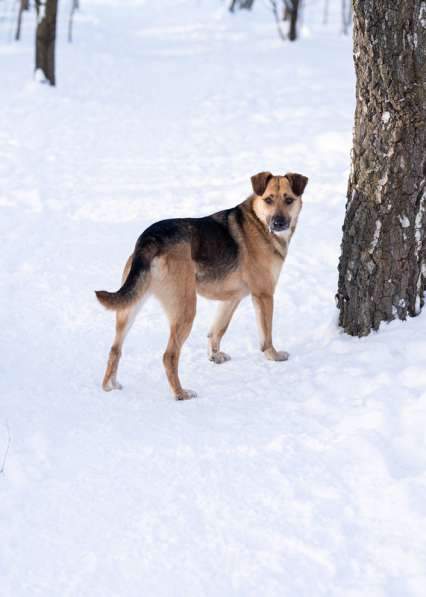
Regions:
[[250, 172, 308, 236]]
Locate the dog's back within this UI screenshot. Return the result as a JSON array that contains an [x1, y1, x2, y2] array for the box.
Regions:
[[96, 207, 244, 309]]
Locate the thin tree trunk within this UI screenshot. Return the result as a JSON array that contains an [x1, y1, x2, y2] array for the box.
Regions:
[[341, 0, 347, 34], [322, 0, 329, 25], [287, 0, 299, 41], [336, 0, 426, 336], [341, 0, 352, 35], [15, 0, 29, 41], [68, 0, 79, 43], [35, 0, 58, 86], [271, 0, 286, 41]]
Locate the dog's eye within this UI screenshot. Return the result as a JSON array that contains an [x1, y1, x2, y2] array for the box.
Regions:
[[285, 197, 294, 205], [264, 197, 274, 205]]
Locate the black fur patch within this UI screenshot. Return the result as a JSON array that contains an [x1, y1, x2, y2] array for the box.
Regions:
[[191, 211, 239, 280], [133, 210, 240, 282], [234, 205, 245, 228]]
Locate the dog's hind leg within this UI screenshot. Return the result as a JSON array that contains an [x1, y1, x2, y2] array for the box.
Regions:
[[208, 297, 241, 364], [163, 314, 196, 400], [152, 250, 197, 400], [102, 303, 142, 391], [101, 255, 147, 391]]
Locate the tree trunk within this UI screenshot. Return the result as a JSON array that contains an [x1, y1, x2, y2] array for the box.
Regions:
[[287, 0, 299, 41], [35, 0, 58, 86], [336, 0, 426, 336], [15, 0, 29, 41]]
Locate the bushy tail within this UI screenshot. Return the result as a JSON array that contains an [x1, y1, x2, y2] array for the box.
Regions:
[[95, 256, 148, 311]]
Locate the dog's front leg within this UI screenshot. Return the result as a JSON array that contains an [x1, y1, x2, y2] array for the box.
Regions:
[[251, 293, 289, 361], [208, 297, 241, 364]]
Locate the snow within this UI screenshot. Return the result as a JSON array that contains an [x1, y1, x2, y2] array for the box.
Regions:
[[415, 191, 426, 250], [1, 1, 426, 596], [369, 220, 382, 253], [420, 2, 426, 28], [399, 215, 410, 228], [415, 191, 425, 313], [34, 67, 47, 84], [37, 5, 46, 24]]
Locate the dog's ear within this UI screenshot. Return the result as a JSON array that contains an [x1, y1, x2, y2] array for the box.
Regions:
[[285, 173, 308, 197], [251, 171, 273, 196]]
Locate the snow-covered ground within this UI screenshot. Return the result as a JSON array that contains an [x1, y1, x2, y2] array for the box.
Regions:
[[1, 1, 426, 595]]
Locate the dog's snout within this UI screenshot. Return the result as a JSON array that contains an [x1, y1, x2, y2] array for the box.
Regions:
[[271, 216, 289, 231]]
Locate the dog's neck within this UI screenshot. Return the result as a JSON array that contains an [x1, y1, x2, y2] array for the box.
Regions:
[[269, 228, 290, 260], [246, 195, 295, 259]]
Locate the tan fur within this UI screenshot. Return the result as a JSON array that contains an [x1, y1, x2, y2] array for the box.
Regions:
[[102, 254, 144, 391], [150, 245, 197, 400], [208, 297, 242, 363], [99, 172, 307, 400]]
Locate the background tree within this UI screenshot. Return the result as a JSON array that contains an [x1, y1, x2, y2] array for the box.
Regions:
[[15, 0, 29, 41], [283, 0, 301, 41], [336, 0, 426, 336], [229, 0, 255, 11], [269, 0, 302, 41], [35, 0, 58, 85], [229, 0, 303, 42], [340, 0, 352, 35], [68, 0, 79, 43]]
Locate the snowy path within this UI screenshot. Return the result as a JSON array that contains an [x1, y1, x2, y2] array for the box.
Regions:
[[1, 2, 426, 596]]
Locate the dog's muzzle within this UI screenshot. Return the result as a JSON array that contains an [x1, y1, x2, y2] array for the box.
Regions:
[[270, 216, 290, 232]]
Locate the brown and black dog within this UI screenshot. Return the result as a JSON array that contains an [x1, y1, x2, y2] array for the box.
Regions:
[[96, 171, 308, 400]]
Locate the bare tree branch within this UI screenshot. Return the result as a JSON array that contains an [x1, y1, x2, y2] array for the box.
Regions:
[[270, 0, 286, 41], [0, 421, 11, 475]]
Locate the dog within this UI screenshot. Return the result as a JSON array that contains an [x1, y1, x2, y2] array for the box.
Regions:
[[96, 171, 308, 400]]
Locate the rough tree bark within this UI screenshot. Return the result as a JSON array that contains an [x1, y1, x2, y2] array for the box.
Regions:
[[337, 0, 426, 336], [35, 0, 58, 86]]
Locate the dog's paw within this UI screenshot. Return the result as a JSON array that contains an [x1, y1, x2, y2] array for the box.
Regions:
[[265, 349, 290, 362], [175, 388, 198, 401], [209, 351, 231, 364], [102, 379, 123, 392]]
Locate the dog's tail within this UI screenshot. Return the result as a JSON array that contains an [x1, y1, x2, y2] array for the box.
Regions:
[[95, 239, 157, 311]]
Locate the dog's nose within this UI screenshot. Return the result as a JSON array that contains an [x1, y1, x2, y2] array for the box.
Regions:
[[271, 216, 289, 231]]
